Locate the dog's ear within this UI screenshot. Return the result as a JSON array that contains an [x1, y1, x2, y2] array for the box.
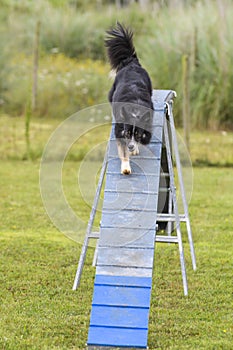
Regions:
[[120, 105, 127, 121]]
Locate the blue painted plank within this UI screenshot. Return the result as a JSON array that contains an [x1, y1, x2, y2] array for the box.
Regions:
[[97, 247, 154, 269], [98, 228, 156, 248], [139, 143, 162, 158], [150, 126, 163, 143], [101, 209, 157, 230], [152, 115, 165, 127], [137, 143, 162, 159], [87, 326, 148, 348], [107, 157, 161, 175], [96, 266, 153, 278], [150, 135, 163, 143], [92, 285, 151, 308], [107, 140, 117, 157], [105, 173, 159, 198], [103, 191, 158, 211], [90, 305, 150, 329], [152, 89, 175, 105], [104, 173, 160, 195], [107, 158, 161, 177], [94, 275, 152, 288]]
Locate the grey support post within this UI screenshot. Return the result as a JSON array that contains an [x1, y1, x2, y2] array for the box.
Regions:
[[166, 101, 196, 271], [163, 110, 188, 296], [72, 149, 108, 290]]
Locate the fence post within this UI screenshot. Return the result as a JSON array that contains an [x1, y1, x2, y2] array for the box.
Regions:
[[181, 54, 190, 152], [32, 20, 40, 111]]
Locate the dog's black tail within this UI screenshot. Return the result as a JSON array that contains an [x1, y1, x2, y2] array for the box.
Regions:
[[105, 22, 139, 71]]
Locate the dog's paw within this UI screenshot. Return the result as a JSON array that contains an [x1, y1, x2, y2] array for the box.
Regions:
[[122, 168, 131, 175], [121, 161, 131, 175], [130, 149, 139, 156]]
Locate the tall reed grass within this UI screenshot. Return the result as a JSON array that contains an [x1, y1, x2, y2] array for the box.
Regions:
[[2, 53, 110, 118], [0, 0, 233, 129]]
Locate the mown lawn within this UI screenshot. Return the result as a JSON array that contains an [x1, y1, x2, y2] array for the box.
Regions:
[[0, 160, 232, 349], [1, 115, 233, 166]]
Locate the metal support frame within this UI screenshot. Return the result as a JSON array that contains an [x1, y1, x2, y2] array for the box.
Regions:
[[166, 101, 196, 270], [72, 94, 196, 295], [72, 150, 108, 291], [163, 105, 188, 295]]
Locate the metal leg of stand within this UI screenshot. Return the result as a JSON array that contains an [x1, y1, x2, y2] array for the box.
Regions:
[[72, 235, 90, 290], [167, 102, 197, 271], [166, 187, 173, 236], [164, 115, 188, 296], [72, 150, 108, 290]]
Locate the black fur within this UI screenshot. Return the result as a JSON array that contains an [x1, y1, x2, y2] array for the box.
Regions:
[[105, 22, 153, 142]]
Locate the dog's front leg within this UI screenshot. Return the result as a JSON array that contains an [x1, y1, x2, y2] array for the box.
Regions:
[[117, 140, 131, 175]]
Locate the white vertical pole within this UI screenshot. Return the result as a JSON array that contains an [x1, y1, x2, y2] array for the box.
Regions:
[[164, 111, 188, 296], [72, 150, 108, 290], [167, 102, 196, 271]]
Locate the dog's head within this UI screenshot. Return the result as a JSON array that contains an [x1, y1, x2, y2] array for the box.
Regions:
[[114, 104, 152, 152]]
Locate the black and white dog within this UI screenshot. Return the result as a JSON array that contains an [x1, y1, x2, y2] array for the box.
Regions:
[[105, 22, 153, 174]]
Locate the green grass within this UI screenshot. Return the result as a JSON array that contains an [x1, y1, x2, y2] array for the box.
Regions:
[[0, 161, 95, 350], [0, 100, 233, 349], [1, 114, 233, 166], [0, 160, 233, 349]]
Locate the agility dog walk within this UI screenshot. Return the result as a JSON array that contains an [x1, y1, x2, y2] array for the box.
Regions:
[[73, 90, 196, 349]]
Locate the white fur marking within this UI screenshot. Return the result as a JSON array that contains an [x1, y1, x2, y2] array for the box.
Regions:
[[121, 160, 131, 175]]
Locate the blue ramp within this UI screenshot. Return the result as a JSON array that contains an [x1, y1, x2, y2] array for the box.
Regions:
[[87, 92, 168, 349]]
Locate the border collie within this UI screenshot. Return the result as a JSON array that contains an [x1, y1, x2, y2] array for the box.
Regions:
[[105, 22, 153, 175]]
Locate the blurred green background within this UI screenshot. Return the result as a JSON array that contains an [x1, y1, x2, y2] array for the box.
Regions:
[[1, 0, 233, 164], [1, 0, 233, 128]]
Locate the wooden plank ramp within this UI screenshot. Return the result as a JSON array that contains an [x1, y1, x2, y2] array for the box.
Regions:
[[87, 92, 170, 349]]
